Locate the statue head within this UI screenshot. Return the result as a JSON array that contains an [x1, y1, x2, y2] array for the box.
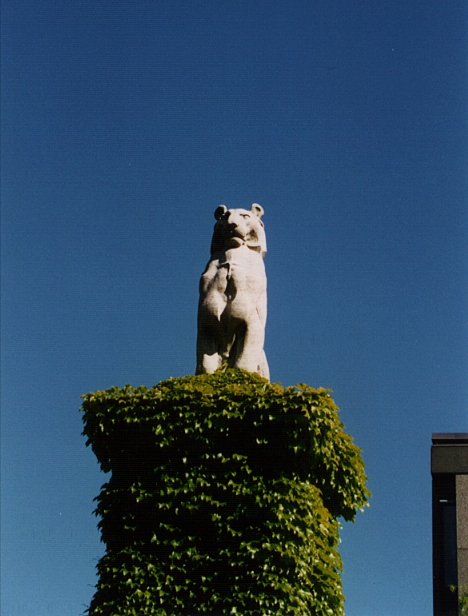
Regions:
[[210, 203, 267, 257]]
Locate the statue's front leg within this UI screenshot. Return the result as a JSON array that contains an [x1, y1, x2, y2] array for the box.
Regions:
[[196, 316, 224, 374], [234, 315, 266, 375]]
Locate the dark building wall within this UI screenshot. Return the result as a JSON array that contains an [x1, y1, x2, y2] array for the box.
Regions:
[[457, 475, 468, 597], [432, 434, 468, 616]]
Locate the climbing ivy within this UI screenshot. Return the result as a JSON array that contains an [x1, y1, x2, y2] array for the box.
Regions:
[[81, 370, 370, 616]]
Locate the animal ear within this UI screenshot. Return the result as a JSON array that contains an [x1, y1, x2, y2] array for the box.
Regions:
[[214, 205, 227, 220], [250, 203, 264, 218]]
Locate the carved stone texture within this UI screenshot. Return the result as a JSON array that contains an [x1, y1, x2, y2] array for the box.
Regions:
[[196, 203, 269, 379]]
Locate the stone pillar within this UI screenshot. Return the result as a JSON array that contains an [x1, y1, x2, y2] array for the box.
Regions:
[[81, 371, 370, 616]]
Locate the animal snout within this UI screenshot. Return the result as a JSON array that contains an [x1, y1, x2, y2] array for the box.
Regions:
[[226, 221, 239, 236]]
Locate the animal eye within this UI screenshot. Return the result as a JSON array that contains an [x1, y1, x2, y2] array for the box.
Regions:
[[241, 214, 250, 219]]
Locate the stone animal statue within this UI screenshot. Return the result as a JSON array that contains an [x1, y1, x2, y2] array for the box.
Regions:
[[196, 203, 269, 380]]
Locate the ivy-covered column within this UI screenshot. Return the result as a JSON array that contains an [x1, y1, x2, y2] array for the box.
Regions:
[[81, 370, 370, 616]]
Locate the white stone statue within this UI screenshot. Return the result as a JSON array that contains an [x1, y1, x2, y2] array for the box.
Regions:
[[196, 204, 269, 380]]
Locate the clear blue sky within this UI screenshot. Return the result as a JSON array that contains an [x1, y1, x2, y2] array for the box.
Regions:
[[2, 1, 467, 614]]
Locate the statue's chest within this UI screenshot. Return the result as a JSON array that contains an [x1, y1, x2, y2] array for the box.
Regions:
[[216, 251, 265, 298], [218, 247, 264, 277]]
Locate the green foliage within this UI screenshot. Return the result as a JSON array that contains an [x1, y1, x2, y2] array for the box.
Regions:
[[81, 370, 370, 616], [461, 589, 468, 616], [450, 585, 468, 615]]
